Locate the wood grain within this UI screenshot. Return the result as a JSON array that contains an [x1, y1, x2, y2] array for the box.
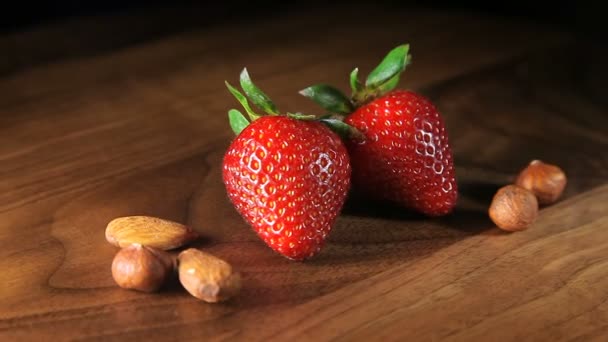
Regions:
[[1, 5, 607, 341]]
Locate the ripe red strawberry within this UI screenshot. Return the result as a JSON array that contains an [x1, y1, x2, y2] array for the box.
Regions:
[[300, 44, 457, 216], [223, 68, 351, 260]]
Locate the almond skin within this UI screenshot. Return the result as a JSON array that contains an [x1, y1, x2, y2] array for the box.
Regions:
[[106, 216, 200, 250], [111, 244, 176, 292], [489, 185, 539, 232], [515, 160, 567, 205], [178, 248, 241, 303]]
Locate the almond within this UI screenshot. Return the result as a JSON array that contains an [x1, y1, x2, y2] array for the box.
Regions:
[[106, 216, 200, 250], [178, 248, 241, 303]]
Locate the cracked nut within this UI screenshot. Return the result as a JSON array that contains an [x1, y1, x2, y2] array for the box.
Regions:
[[515, 160, 567, 205], [106, 216, 200, 250], [111, 244, 176, 292], [178, 248, 241, 303], [489, 184, 538, 232]]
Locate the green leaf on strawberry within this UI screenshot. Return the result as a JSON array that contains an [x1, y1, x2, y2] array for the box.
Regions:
[[365, 44, 410, 88], [320, 118, 365, 142], [299, 84, 353, 115], [286, 112, 317, 120], [225, 80, 261, 121], [239, 68, 279, 115], [376, 72, 401, 94], [228, 109, 249, 135], [226, 67, 362, 140], [298, 44, 412, 112], [349, 68, 362, 94]]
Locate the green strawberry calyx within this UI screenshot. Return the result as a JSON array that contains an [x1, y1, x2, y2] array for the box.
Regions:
[[225, 68, 362, 141], [299, 44, 412, 112]]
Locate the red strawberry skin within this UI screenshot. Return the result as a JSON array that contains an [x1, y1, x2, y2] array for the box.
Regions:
[[222, 116, 351, 260], [344, 90, 457, 216]]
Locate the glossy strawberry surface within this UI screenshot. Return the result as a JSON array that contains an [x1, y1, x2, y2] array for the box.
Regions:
[[222, 116, 351, 260], [344, 90, 457, 216]]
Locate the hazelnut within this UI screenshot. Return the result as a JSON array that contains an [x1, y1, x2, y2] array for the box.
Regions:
[[489, 185, 538, 232], [178, 248, 241, 303], [111, 244, 176, 292], [515, 160, 566, 205]]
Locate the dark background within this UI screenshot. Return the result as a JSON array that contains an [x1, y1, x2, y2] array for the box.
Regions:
[[0, 1, 604, 37]]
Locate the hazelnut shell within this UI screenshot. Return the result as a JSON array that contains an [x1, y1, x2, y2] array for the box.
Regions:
[[515, 160, 566, 205], [489, 185, 539, 232], [111, 244, 175, 292]]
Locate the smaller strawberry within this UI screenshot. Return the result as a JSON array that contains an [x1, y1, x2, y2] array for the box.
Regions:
[[300, 44, 458, 216], [222, 68, 352, 260]]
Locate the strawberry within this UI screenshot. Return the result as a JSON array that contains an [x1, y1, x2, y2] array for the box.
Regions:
[[223, 68, 352, 260], [300, 44, 457, 216]]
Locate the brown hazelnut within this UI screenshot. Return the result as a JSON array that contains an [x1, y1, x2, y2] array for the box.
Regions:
[[489, 185, 538, 232], [178, 248, 241, 303], [111, 244, 176, 292], [515, 160, 566, 205]]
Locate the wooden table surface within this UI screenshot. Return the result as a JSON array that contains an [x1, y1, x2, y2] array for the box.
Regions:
[[1, 5, 607, 341]]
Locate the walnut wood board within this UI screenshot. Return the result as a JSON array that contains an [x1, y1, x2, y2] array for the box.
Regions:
[[1, 5, 607, 341]]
